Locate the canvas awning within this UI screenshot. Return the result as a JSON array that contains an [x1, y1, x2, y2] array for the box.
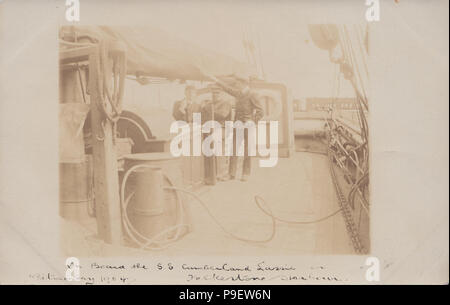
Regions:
[[60, 26, 257, 81]]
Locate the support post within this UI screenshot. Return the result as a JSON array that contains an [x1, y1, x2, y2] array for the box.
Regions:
[[88, 46, 123, 245], [204, 101, 217, 185]]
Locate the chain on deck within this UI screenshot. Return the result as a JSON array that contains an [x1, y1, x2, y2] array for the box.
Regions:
[[327, 147, 365, 254]]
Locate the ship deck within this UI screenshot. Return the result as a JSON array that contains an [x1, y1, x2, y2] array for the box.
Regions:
[[159, 151, 354, 256], [61, 147, 354, 256]]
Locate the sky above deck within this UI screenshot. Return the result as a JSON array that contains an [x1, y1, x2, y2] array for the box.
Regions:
[[142, 2, 356, 99]]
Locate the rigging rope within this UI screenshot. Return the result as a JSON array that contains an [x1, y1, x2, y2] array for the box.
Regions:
[[59, 37, 127, 141]]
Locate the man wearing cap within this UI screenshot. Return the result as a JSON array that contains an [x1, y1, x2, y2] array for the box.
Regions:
[[172, 85, 200, 123]]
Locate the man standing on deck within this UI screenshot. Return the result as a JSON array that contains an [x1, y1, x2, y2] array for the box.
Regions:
[[208, 74, 264, 182], [172, 85, 201, 123]]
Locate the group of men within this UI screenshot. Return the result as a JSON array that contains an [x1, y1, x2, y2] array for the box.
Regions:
[[172, 75, 264, 182]]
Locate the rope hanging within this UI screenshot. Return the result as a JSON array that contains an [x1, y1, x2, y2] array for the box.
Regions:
[[93, 40, 127, 142]]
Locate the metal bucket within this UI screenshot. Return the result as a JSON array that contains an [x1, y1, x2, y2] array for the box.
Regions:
[[59, 155, 94, 221]]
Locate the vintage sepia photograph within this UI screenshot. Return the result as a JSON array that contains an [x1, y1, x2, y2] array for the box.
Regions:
[[58, 23, 370, 256], [0, 0, 448, 287]]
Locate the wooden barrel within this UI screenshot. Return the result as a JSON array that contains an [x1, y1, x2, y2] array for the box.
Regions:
[[123, 153, 191, 241], [127, 167, 167, 239], [59, 155, 94, 221]]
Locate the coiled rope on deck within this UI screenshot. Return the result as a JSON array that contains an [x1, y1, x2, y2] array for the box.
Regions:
[[120, 163, 343, 250]]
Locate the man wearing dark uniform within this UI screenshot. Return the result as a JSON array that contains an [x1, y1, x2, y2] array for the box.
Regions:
[[172, 85, 201, 122], [211, 75, 264, 182]]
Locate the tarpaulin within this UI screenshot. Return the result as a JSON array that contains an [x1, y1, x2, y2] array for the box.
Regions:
[[60, 26, 257, 81]]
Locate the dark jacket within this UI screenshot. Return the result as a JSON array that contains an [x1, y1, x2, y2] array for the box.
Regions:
[[172, 99, 202, 122], [215, 83, 264, 122]]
